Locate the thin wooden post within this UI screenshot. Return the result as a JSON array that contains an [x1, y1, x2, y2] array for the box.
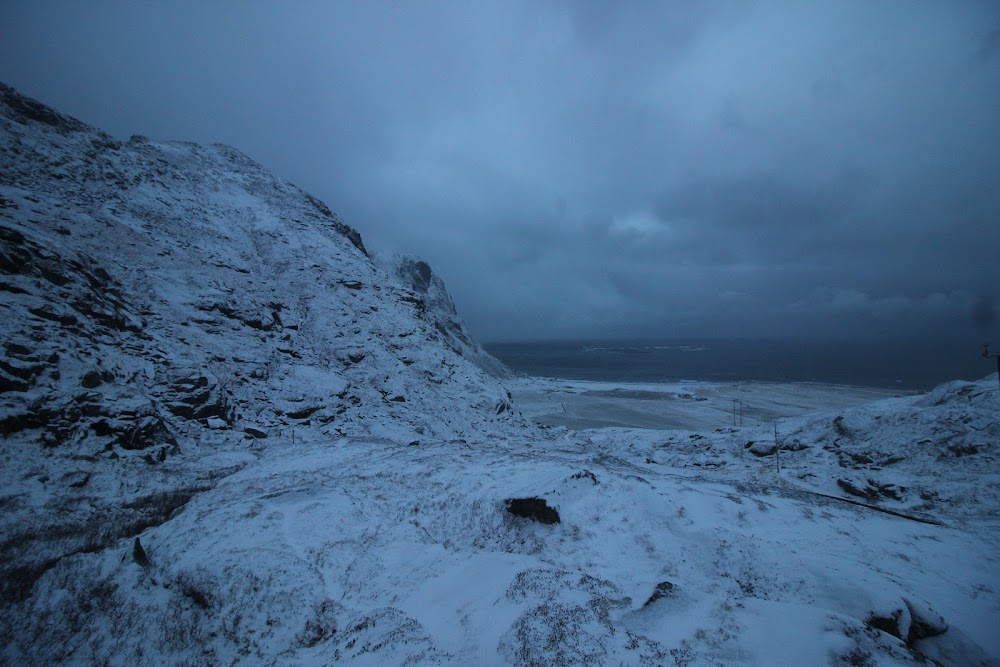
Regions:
[[773, 421, 780, 474]]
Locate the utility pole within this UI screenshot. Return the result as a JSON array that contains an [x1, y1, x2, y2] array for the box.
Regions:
[[984, 344, 1000, 392], [773, 421, 781, 474]]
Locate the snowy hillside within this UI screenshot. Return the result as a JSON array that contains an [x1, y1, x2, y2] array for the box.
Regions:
[[1, 83, 998, 666]]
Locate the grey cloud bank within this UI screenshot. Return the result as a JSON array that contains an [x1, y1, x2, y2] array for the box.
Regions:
[[2, 0, 998, 342]]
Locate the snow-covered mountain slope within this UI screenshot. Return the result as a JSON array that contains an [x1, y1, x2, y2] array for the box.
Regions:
[[378, 253, 511, 379], [2, 83, 998, 666], [0, 80, 516, 611]]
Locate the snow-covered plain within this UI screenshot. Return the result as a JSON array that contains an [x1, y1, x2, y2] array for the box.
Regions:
[[2, 83, 999, 666], [510, 377, 910, 431]]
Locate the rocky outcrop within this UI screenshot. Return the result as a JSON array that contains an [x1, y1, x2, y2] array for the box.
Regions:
[[384, 254, 511, 379]]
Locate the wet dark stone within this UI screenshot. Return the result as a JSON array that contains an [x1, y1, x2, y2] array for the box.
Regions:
[[505, 498, 561, 524], [81, 370, 104, 388], [244, 427, 267, 439]]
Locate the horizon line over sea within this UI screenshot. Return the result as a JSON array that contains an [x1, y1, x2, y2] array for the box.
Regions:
[[484, 338, 996, 391]]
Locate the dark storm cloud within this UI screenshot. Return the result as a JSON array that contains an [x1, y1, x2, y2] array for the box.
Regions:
[[2, 1, 998, 342]]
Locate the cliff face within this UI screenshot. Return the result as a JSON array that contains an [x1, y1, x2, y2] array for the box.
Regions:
[[0, 81, 516, 604], [0, 81, 513, 444]]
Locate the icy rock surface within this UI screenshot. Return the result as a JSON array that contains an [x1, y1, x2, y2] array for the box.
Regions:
[[2, 83, 999, 666]]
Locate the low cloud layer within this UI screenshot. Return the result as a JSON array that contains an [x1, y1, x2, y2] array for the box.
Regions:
[[3, 1, 998, 341]]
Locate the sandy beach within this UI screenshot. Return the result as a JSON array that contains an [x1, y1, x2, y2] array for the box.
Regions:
[[510, 376, 913, 431]]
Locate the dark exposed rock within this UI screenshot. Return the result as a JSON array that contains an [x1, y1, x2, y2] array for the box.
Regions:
[[506, 498, 561, 524], [643, 581, 675, 607], [1, 402, 60, 435], [748, 441, 777, 457], [4, 342, 32, 356], [866, 610, 903, 640], [287, 406, 321, 420], [944, 444, 978, 458], [0, 374, 30, 393], [838, 479, 878, 501], [571, 470, 599, 485], [837, 478, 903, 502], [132, 538, 149, 567], [1, 82, 89, 133], [244, 427, 268, 439], [28, 306, 77, 326], [162, 373, 232, 424], [866, 600, 948, 646], [80, 370, 104, 388], [119, 416, 176, 451], [67, 473, 90, 489], [303, 192, 368, 256], [91, 419, 115, 437], [397, 258, 433, 293]]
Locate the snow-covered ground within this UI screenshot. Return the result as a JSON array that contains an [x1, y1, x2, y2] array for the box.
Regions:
[[2, 82, 999, 666], [511, 376, 910, 431]]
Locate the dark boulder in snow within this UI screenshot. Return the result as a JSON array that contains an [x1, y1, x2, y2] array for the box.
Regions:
[[119, 416, 176, 451], [505, 497, 561, 524], [643, 581, 675, 607], [162, 373, 233, 424], [747, 441, 777, 457], [866, 598, 947, 646], [132, 538, 149, 568]]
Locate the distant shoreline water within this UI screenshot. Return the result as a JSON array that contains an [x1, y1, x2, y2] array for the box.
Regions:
[[485, 339, 993, 391]]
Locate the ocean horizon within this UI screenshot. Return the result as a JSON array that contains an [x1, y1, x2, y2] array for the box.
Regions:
[[485, 338, 995, 391]]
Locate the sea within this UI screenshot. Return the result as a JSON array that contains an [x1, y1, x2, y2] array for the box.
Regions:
[[484, 339, 997, 391]]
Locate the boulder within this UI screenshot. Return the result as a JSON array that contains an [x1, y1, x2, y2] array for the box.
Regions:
[[505, 498, 561, 524]]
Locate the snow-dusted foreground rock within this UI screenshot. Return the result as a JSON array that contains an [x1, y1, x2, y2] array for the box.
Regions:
[[2, 83, 999, 665]]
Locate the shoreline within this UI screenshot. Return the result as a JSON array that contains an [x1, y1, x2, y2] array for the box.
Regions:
[[508, 374, 915, 432]]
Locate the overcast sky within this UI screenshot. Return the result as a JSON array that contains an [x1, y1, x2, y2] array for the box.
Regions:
[[2, 1, 999, 342]]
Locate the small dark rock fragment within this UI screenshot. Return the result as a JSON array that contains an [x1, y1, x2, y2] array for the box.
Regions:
[[748, 442, 777, 457], [505, 497, 560, 524], [80, 370, 104, 388], [120, 416, 176, 451], [287, 406, 321, 420], [68, 473, 90, 489], [133, 538, 149, 567], [244, 427, 267, 439]]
